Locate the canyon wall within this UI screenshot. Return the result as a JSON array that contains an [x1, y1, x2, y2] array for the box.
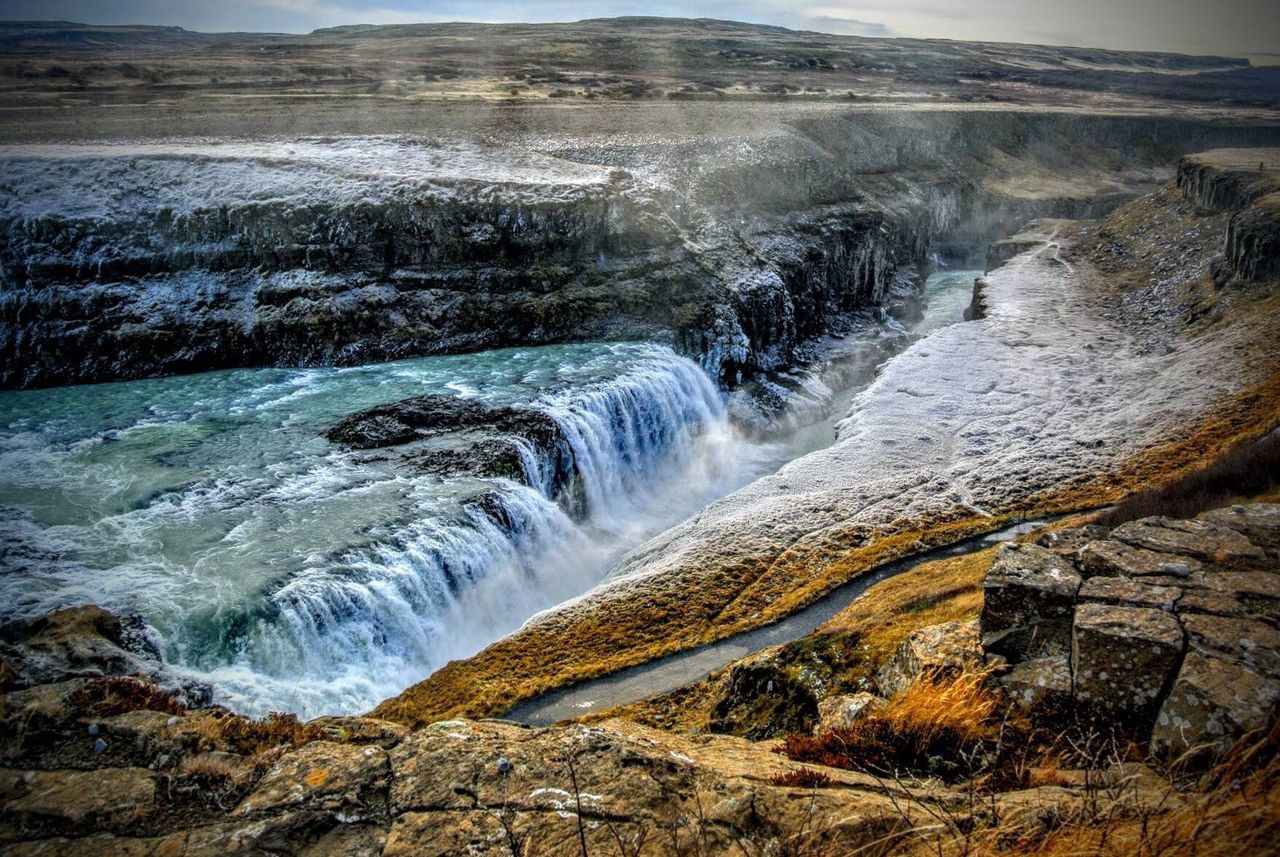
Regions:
[[3, 111, 1279, 391]]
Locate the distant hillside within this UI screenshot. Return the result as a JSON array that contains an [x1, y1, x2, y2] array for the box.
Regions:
[[0, 16, 1272, 119]]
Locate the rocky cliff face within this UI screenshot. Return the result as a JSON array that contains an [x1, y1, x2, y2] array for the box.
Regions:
[[1176, 148, 1280, 284], [3, 114, 1278, 391]]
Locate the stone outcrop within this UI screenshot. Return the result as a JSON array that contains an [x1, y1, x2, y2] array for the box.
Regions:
[[0, 606, 209, 706], [706, 651, 821, 740], [814, 692, 887, 734], [875, 619, 982, 697], [326, 394, 583, 510], [0, 635, 1002, 856], [980, 504, 1280, 759], [1176, 148, 1280, 284]]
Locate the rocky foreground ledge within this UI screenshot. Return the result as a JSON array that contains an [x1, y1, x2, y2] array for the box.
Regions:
[[2, 504, 1278, 855]]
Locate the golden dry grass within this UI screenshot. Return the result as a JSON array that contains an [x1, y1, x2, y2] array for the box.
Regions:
[[373, 514, 1008, 727], [584, 546, 1002, 733], [904, 721, 1280, 857]]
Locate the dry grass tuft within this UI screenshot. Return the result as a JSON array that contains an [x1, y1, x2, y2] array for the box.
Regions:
[[770, 768, 835, 789], [777, 671, 1023, 784], [917, 718, 1280, 857], [200, 711, 326, 756], [70, 676, 187, 717]]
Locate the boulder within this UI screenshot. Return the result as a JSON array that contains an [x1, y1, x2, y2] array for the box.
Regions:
[[1109, 517, 1264, 564], [1174, 587, 1255, 618], [326, 394, 564, 454], [1078, 576, 1181, 612], [814, 692, 887, 733], [1033, 526, 1110, 561], [1077, 539, 1200, 579], [1198, 503, 1280, 554], [1071, 604, 1184, 729], [0, 606, 209, 707], [999, 655, 1073, 715], [707, 652, 820, 739], [876, 619, 982, 697], [1, 767, 156, 834], [1180, 613, 1280, 675], [237, 741, 390, 820], [980, 544, 1081, 662], [1151, 653, 1280, 758]]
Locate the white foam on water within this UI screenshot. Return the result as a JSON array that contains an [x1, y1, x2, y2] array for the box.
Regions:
[[0, 342, 761, 717]]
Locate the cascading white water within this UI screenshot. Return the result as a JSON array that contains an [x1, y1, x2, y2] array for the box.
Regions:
[[0, 342, 752, 716], [0, 272, 981, 717]]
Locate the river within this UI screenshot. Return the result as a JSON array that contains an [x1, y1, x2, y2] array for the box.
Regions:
[[0, 269, 980, 718]]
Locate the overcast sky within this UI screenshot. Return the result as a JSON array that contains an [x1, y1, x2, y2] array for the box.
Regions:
[[3, 0, 1277, 63]]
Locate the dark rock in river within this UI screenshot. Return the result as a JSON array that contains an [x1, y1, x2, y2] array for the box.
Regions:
[[327, 394, 560, 452], [327, 394, 586, 515]]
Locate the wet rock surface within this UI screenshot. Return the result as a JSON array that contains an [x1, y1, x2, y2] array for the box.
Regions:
[[985, 504, 1280, 758], [326, 393, 587, 512]]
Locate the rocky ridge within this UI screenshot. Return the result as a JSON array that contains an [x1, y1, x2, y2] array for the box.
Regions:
[[984, 504, 1280, 757], [3, 116, 1279, 394], [2, 508, 1275, 855]]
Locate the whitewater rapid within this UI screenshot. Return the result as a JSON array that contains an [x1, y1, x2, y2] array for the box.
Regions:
[[0, 342, 768, 716], [0, 271, 978, 717]]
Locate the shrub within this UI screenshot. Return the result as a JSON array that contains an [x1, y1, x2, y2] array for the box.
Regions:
[[71, 676, 187, 717], [777, 671, 1023, 783]]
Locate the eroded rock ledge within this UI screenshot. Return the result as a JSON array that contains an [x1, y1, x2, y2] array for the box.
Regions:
[[985, 503, 1280, 758], [3, 506, 1276, 855]]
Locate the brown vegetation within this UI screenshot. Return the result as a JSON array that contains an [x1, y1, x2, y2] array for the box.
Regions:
[[1095, 428, 1280, 526], [901, 721, 1280, 857], [777, 671, 1021, 784], [769, 768, 835, 789], [70, 676, 187, 717], [200, 711, 327, 757]]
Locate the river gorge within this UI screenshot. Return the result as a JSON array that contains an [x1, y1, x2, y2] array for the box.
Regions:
[[1, 16, 1279, 857]]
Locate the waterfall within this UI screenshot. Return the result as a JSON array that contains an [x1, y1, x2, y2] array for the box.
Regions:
[[537, 350, 725, 529], [168, 344, 733, 716]]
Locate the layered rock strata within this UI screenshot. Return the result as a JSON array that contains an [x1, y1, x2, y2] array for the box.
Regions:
[[4, 117, 1279, 391]]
